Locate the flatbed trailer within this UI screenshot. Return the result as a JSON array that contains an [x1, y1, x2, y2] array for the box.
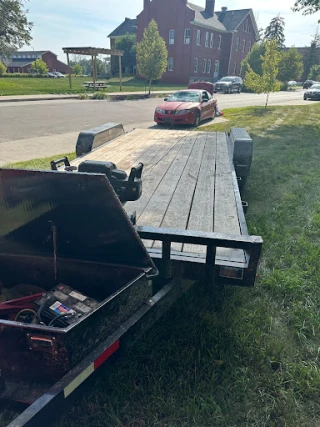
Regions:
[[1, 127, 262, 427]]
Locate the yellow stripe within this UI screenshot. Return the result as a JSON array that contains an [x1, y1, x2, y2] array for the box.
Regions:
[[64, 363, 94, 398]]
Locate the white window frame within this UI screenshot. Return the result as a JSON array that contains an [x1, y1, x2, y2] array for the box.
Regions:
[[210, 33, 214, 48], [205, 32, 209, 47], [196, 30, 201, 46], [214, 60, 219, 73], [194, 58, 198, 73], [233, 62, 237, 75], [236, 37, 240, 51], [203, 59, 207, 73], [218, 35, 222, 50], [207, 59, 212, 74], [245, 19, 249, 32], [242, 39, 246, 53], [169, 30, 175, 45], [168, 57, 174, 71], [248, 41, 252, 52], [184, 29, 191, 44], [239, 64, 242, 76]]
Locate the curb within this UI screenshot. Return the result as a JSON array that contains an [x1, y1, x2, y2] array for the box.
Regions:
[[0, 95, 80, 103]]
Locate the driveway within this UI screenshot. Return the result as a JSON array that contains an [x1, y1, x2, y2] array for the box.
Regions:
[[0, 89, 307, 166]]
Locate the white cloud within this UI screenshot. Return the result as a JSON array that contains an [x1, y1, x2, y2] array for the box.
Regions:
[[23, 0, 320, 59]]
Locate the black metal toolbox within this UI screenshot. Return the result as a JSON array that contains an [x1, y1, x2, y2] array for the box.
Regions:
[[0, 168, 156, 385]]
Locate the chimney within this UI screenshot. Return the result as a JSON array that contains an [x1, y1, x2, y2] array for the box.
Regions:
[[218, 6, 227, 22], [205, 0, 215, 16]]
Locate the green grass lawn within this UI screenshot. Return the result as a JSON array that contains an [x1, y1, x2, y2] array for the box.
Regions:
[[2, 104, 320, 426], [0, 76, 184, 96]]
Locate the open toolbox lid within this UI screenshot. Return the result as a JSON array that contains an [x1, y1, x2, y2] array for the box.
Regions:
[[0, 168, 156, 274]]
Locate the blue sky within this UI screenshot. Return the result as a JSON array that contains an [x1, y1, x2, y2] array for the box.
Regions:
[[23, 0, 319, 61]]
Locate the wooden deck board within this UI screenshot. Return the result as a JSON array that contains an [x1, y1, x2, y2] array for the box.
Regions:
[[214, 132, 244, 262], [138, 133, 198, 247], [183, 132, 217, 254], [70, 128, 245, 264], [154, 133, 207, 251]]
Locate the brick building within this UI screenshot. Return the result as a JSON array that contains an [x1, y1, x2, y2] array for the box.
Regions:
[[6, 51, 72, 74], [136, 0, 259, 84]]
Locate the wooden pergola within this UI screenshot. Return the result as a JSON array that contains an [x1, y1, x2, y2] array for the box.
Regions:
[[62, 47, 124, 91]]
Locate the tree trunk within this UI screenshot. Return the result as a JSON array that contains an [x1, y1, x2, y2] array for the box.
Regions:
[[148, 79, 152, 95], [265, 92, 270, 109]]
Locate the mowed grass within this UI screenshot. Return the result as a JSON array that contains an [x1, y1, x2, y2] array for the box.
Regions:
[[0, 76, 184, 96], [2, 104, 320, 426]]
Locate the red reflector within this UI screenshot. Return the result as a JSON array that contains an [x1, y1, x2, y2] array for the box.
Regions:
[[94, 340, 120, 370]]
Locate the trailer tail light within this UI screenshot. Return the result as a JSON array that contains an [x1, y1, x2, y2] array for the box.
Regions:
[[219, 266, 244, 280]]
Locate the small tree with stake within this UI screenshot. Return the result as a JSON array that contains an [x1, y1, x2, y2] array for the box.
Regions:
[[136, 19, 168, 95], [244, 39, 281, 109]]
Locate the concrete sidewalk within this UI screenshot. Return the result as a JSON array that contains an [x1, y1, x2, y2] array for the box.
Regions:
[[0, 90, 175, 103]]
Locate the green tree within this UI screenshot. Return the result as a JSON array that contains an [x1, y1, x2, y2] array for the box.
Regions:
[[114, 33, 136, 74], [73, 63, 82, 75], [244, 39, 281, 108], [241, 42, 266, 77], [30, 59, 48, 75], [278, 47, 304, 81], [292, 0, 320, 15], [137, 19, 168, 94], [308, 64, 320, 79], [0, 61, 6, 75], [0, 0, 33, 58], [264, 15, 285, 48], [302, 34, 320, 79]]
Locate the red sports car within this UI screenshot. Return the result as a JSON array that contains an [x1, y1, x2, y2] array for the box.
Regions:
[[154, 89, 217, 127]]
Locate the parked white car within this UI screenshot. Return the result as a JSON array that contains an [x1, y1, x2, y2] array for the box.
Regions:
[[287, 80, 297, 86]]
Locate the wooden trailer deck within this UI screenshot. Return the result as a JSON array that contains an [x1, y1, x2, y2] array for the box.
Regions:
[[71, 128, 246, 268]]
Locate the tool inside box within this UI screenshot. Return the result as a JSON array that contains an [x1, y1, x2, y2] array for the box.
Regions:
[[0, 254, 145, 328]]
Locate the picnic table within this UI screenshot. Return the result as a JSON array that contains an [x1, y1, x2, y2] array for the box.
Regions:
[[82, 81, 108, 90]]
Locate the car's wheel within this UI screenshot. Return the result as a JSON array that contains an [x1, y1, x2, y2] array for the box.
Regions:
[[238, 86, 242, 94], [212, 106, 216, 120], [227, 86, 231, 94], [193, 112, 201, 127], [304, 95, 307, 100]]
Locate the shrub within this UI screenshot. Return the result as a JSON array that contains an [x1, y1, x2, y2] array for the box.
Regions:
[[280, 82, 288, 91], [78, 93, 89, 100], [0, 62, 7, 76], [92, 92, 108, 100]]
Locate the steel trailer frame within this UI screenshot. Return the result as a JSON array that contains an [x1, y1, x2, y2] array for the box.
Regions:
[[6, 228, 262, 427]]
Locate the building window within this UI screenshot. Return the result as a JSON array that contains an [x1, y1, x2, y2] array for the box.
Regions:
[[169, 30, 175, 45], [184, 29, 191, 44], [239, 64, 242, 76], [194, 58, 198, 73], [205, 32, 209, 47], [168, 57, 174, 71], [248, 41, 252, 52], [245, 19, 249, 32], [218, 35, 222, 49], [203, 59, 207, 73], [242, 39, 246, 52], [207, 59, 212, 74], [210, 33, 214, 48], [233, 62, 237, 74], [236, 37, 240, 51], [197, 30, 201, 46]]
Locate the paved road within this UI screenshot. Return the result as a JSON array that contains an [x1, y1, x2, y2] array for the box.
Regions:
[[0, 89, 307, 165]]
